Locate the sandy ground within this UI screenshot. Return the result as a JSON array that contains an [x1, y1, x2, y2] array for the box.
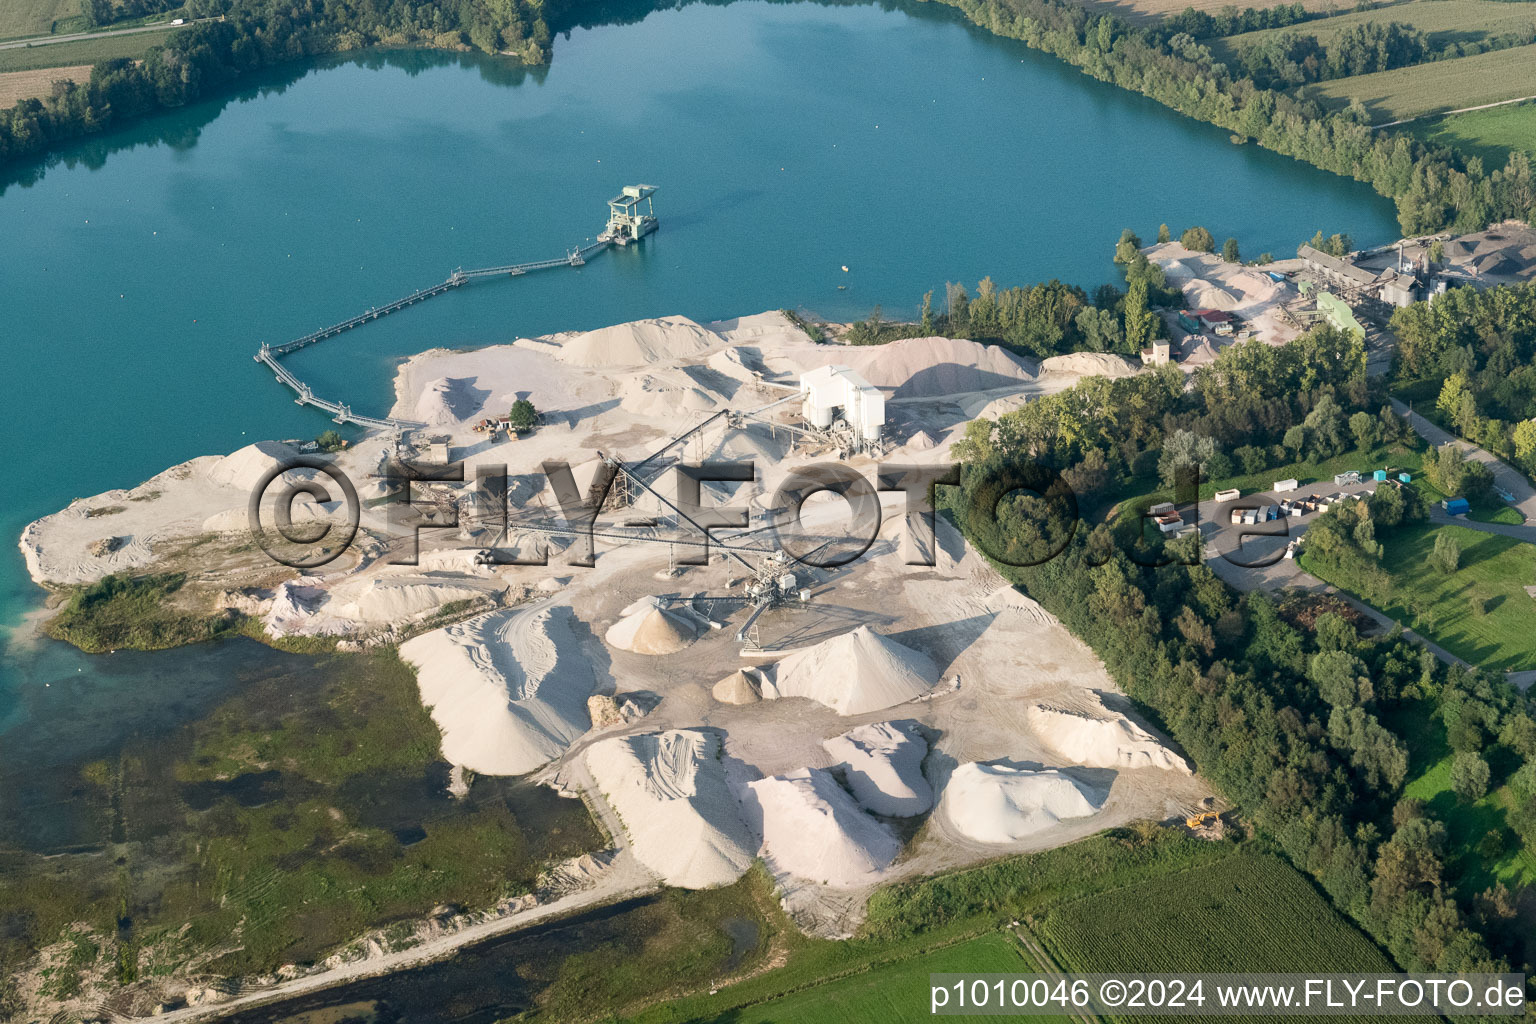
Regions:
[[18, 309, 1215, 1016], [0, 64, 89, 106], [1145, 242, 1305, 366]]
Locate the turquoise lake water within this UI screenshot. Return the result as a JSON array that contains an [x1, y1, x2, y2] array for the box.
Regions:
[[0, 0, 1400, 722]]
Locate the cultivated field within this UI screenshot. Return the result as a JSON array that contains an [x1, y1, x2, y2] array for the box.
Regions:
[[1303, 43, 1536, 123], [1038, 852, 1394, 975], [1071, 0, 1344, 27], [0, 64, 90, 107], [0, 0, 82, 42], [1213, 0, 1536, 61], [1411, 101, 1536, 167], [0, 26, 174, 73], [708, 933, 1046, 1024]]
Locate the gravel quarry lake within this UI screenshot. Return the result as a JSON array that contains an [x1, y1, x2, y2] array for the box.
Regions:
[[0, 0, 1404, 1015]]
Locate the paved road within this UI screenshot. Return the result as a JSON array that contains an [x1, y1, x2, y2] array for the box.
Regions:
[[1428, 508, 1536, 542], [1391, 397, 1536, 521], [1165, 485, 1533, 690], [0, 18, 208, 51]]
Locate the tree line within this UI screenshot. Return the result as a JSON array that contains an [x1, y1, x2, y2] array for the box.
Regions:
[[1236, 20, 1536, 90], [924, 0, 1535, 234], [0, 0, 565, 166], [844, 232, 1183, 358], [1391, 281, 1536, 479], [943, 319, 1533, 976]]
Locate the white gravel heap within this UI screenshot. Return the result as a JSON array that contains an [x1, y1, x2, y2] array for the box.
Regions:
[[585, 729, 755, 889], [555, 315, 720, 368], [744, 768, 901, 886], [764, 625, 938, 715], [400, 604, 596, 776], [205, 440, 302, 491], [940, 762, 1107, 844], [822, 721, 932, 817], [1025, 701, 1190, 774], [604, 596, 700, 655]]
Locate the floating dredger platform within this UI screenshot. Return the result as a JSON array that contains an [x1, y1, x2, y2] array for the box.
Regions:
[[599, 184, 659, 245]]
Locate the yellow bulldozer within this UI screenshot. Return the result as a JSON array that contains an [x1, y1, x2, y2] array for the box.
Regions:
[[1186, 811, 1219, 829]]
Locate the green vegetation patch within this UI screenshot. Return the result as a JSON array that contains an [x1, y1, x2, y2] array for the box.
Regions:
[[0, 0, 84, 41], [1038, 852, 1394, 975], [1389, 701, 1536, 891], [0, 26, 175, 72], [1410, 101, 1536, 173], [0, 645, 604, 988], [1303, 43, 1536, 123], [705, 933, 1042, 1024], [1301, 522, 1536, 672], [46, 572, 237, 653]]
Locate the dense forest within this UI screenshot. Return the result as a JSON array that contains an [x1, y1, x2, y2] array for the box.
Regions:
[[1391, 281, 1536, 477], [942, 318, 1536, 976], [2, 0, 1536, 238]]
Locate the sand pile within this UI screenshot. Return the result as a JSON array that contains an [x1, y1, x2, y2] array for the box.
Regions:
[[822, 721, 932, 817], [556, 315, 719, 368], [605, 596, 699, 655], [744, 768, 900, 885], [802, 337, 1037, 398], [1188, 283, 1239, 310], [905, 429, 937, 451], [414, 376, 484, 425], [619, 372, 720, 419], [1025, 701, 1190, 773], [706, 346, 762, 384], [400, 604, 597, 776], [712, 669, 762, 705], [585, 729, 754, 888], [764, 626, 938, 715], [1040, 352, 1140, 378], [331, 574, 499, 624], [206, 441, 302, 491], [940, 762, 1107, 844]]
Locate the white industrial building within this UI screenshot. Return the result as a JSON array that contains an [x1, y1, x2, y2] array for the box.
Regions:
[[799, 364, 885, 447]]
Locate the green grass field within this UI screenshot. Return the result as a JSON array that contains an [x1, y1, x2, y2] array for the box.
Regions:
[[1410, 100, 1536, 168], [696, 933, 1047, 1024], [1385, 700, 1536, 892], [636, 841, 1396, 1024], [1301, 522, 1536, 671], [1038, 852, 1393, 976], [1213, 0, 1536, 63], [0, 26, 175, 73], [1304, 43, 1536, 123], [0, 0, 84, 41]]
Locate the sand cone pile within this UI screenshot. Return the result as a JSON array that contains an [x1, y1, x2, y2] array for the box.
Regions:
[[712, 668, 762, 705], [605, 596, 698, 655], [765, 626, 937, 715]]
